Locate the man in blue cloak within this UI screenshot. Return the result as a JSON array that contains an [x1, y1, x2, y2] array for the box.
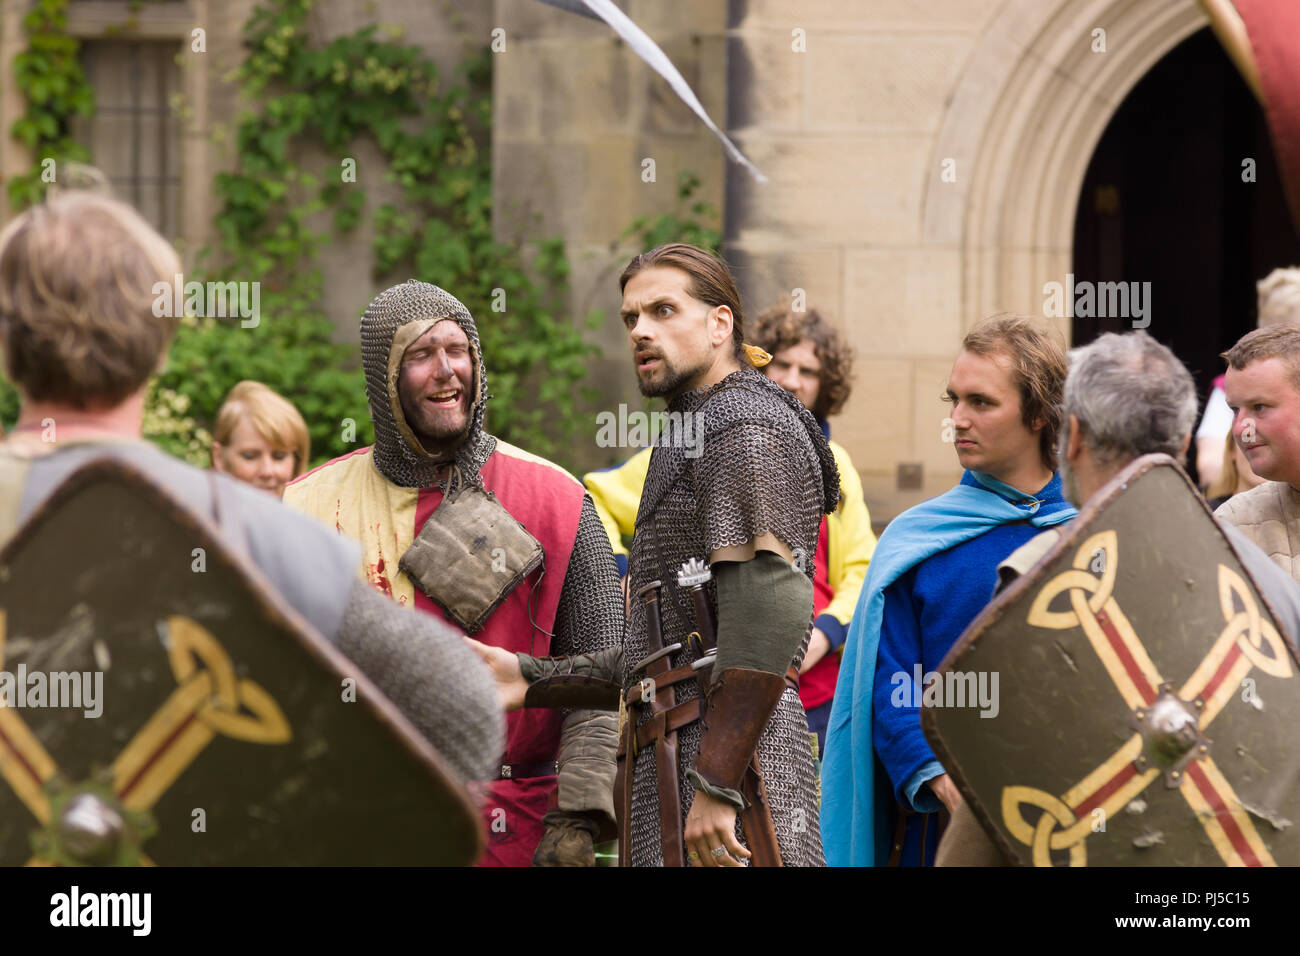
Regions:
[[821, 314, 1078, 866]]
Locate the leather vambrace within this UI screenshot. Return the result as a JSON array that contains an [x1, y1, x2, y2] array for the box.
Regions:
[[689, 667, 788, 804], [519, 646, 623, 710]]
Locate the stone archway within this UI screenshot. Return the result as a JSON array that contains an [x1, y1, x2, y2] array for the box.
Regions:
[[923, 0, 1209, 340]]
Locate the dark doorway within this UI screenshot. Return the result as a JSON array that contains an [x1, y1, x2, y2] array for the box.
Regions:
[[1072, 28, 1300, 483]]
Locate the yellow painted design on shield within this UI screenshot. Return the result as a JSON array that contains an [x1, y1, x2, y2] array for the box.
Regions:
[[1005, 534, 1289, 866], [112, 615, 291, 811], [0, 609, 289, 865]]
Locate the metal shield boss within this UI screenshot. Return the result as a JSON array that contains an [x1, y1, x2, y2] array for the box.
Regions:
[[923, 455, 1300, 866], [0, 458, 483, 865]]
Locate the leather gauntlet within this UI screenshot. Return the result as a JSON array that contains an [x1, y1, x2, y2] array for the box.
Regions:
[[690, 667, 788, 797], [519, 647, 623, 710]]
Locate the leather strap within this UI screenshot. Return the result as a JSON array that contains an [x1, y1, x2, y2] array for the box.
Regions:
[[623, 664, 703, 704], [887, 802, 951, 866], [617, 698, 703, 755], [888, 803, 911, 866], [639, 582, 685, 867], [0, 448, 30, 547], [784, 663, 800, 692], [615, 699, 633, 868], [619, 661, 801, 754], [496, 760, 557, 780], [740, 753, 783, 866], [626, 663, 800, 706]]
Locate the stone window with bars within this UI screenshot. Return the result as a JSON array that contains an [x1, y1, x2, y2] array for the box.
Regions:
[[71, 40, 183, 240]]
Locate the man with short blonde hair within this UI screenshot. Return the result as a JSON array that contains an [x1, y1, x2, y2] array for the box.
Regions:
[[0, 191, 180, 407], [0, 191, 503, 788], [1214, 325, 1300, 582], [1196, 268, 1300, 489]]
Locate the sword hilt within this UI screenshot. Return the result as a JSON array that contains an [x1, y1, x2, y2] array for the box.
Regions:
[[676, 559, 718, 655], [635, 579, 664, 604]]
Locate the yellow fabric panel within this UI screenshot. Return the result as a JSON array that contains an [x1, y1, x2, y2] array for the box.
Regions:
[[581, 446, 652, 560], [283, 448, 419, 608], [824, 439, 876, 627]]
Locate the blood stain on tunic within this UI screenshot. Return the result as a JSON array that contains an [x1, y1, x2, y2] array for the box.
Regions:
[[366, 524, 394, 597]]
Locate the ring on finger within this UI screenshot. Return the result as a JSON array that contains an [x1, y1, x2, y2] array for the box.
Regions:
[[711, 846, 727, 859]]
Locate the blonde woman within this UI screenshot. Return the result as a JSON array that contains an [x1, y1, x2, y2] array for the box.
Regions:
[[1206, 430, 1266, 511], [211, 381, 309, 498]]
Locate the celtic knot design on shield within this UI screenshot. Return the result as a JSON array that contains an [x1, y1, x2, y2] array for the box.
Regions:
[[0, 610, 290, 866], [1001, 530, 1292, 867]]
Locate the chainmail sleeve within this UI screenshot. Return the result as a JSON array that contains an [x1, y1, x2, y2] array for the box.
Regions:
[[550, 494, 625, 819], [552, 494, 626, 657], [335, 578, 505, 783]]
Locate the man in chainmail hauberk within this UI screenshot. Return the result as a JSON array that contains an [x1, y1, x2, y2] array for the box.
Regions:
[[284, 279, 624, 867], [0, 192, 503, 789], [474, 243, 839, 866]]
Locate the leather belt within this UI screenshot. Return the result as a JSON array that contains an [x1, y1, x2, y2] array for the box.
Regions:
[[620, 699, 702, 758], [619, 664, 802, 759], [625, 663, 801, 707], [497, 760, 558, 780]]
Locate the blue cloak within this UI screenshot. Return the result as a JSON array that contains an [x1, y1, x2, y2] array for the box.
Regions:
[[820, 470, 1077, 866]]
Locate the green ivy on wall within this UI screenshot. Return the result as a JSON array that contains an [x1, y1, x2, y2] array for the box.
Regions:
[[7, 0, 94, 208], [623, 170, 722, 255], [171, 0, 601, 469], [7, 0, 602, 472]]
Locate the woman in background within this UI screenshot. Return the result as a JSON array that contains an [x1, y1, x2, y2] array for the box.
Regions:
[[211, 381, 309, 499], [1206, 431, 1265, 511]]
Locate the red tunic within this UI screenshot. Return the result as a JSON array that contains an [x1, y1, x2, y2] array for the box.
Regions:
[[798, 516, 839, 710], [286, 440, 585, 866], [414, 449, 582, 867]]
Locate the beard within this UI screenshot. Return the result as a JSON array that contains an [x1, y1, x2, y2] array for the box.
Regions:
[[398, 380, 472, 453], [636, 353, 709, 399]]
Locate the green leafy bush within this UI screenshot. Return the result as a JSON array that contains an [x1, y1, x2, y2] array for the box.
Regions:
[[7, 0, 94, 209], [5, 0, 601, 472]]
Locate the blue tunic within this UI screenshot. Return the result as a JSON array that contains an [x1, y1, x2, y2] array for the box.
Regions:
[[873, 513, 1064, 865], [820, 469, 1076, 866]]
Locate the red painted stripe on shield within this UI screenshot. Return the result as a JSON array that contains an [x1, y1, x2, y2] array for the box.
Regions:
[[1094, 607, 1158, 705], [1072, 761, 1139, 819], [1185, 760, 1262, 867]]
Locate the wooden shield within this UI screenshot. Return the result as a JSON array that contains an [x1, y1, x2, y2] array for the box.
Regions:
[[0, 458, 484, 865], [923, 455, 1300, 866]]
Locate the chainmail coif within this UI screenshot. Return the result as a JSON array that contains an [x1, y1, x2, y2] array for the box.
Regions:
[[361, 279, 495, 488], [360, 278, 625, 829]]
